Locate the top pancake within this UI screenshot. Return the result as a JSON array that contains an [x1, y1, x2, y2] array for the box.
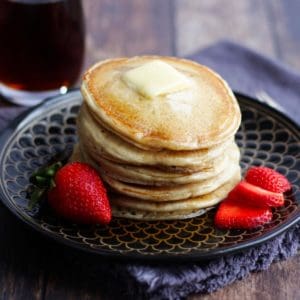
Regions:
[[82, 56, 241, 151]]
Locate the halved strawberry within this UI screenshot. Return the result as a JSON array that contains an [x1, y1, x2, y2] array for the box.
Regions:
[[230, 181, 284, 208], [215, 196, 272, 229], [245, 166, 291, 193]]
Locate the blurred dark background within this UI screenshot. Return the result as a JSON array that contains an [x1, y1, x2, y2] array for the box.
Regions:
[[82, 0, 300, 73]]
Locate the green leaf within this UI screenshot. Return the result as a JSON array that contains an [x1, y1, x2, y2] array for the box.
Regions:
[[28, 161, 62, 210], [35, 175, 48, 186], [27, 146, 74, 210], [32, 161, 62, 178], [28, 187, 46, 209], [50, 179, 56, 189]]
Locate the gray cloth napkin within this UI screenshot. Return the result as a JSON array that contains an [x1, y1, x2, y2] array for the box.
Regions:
[[0, 41, 300, 300], [189, 40, 300, 124]]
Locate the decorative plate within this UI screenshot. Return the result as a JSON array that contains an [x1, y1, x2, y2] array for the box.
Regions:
[[0, 90, 299, 261]]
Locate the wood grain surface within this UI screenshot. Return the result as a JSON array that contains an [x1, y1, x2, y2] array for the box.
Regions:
[[0, 1, 299, 299]]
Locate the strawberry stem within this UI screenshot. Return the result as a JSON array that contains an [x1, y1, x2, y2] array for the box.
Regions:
[[28, 161, 62, 209], [29, 187, 47, 209]]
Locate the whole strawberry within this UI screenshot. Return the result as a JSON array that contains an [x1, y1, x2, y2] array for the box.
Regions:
[[29, 161, 111, 225], [245, 166, 291, 193], [48, 162, 111, 225]]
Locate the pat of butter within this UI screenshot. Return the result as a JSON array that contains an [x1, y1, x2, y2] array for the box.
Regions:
[[122, 60, 191, 98]]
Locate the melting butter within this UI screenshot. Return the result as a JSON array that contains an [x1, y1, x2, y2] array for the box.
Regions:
[[122, 60, 192, 98]]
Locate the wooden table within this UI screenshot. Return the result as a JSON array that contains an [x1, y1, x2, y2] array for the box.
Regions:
[[0, 1, 299, 299]]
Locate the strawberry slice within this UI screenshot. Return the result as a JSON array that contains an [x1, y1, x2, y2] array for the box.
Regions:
[[215, 196, 272, 229], [230, 181, 284, 208], [245, 166, 291, 193]]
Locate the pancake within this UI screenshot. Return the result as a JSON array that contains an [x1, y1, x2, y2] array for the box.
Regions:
[[111, 206, 212, 221], [81, 56, 241, 151], [75, 56, 242, 220], [77, 104, 234, 168], [69, 144, 81, 162], [101, 163, 240, 202], [110, 170, 240, 212], [78, 142, 240, 186]]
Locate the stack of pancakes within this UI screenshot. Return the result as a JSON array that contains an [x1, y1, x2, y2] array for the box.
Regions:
[[73, 56, 242, 220]]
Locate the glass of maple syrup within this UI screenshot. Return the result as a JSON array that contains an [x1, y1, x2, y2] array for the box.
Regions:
[[0, 0, 85, 106]]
